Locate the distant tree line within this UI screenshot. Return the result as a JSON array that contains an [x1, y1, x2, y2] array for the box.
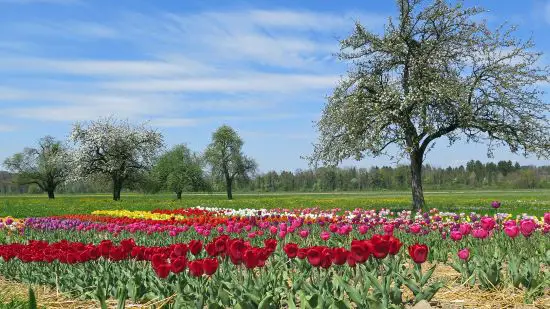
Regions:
[[242, 160, 550, 192], [3, 159, 550, 196]]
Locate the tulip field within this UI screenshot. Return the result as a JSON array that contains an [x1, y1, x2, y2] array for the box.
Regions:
[[0, 193, 549, 308]]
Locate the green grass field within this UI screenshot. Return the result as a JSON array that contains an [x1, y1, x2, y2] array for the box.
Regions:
[[1, 189, 550, 218]]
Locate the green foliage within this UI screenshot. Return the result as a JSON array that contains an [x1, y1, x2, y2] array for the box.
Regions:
[[152, 145, 210, 199], [204, 125, 257, 199], [2, 136, 69, 199]]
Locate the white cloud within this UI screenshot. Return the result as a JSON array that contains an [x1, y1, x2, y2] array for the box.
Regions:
[[0, 124, 16, 132], [0, 7, 381, 124], [0, 57, 214, 78], [248, 10, 386, 31], [0, 0, 80, 4], [148, 118, 200, 128], [102, 74, 339, 93]]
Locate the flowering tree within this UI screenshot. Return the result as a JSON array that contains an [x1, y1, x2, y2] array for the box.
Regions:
[[153, 144, 210, 199], [204, 125, 257, 199], [3, 136, 69, 199], [70, 118, 163, 201], [311, 0, 550, 211]]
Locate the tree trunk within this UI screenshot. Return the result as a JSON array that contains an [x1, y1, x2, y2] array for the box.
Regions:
[[410, 150, 425, 212], [113, 178, 122, 201], [176, 191, 182, 200], [226, 177, 233, 200], [47, 190, 55, 199]]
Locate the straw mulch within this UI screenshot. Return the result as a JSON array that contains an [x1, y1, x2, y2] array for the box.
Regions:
[[1, 267, 549, 309], [429, 264, 550, 309]]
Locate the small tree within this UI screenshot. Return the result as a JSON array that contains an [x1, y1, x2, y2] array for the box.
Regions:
[[3, 136, 69, 199], [154, 144, 209, 199], [204, 125, 257, 199], [70, 118, 163, 201], [311, 0, 550, 211]]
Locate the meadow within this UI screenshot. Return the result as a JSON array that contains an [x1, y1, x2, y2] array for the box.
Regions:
[[1, 189, 550, 218], [0, 190, 549, 308]]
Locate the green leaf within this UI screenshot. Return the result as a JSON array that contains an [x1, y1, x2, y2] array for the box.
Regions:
[[287, 292, 297, 309], [28, 286, 37, 309], [403, 279, 421, 295], [258, 294, 273, 309], [331, 299, 350, 309], [366, 273, 383, 293], [421, 265, 437, 286]]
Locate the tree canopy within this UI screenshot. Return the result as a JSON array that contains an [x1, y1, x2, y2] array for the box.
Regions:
[[311, 0, 550, 210], [153, 144, 210, 199], [70, 117, 164, 201], [3, 136, 69, 199], [204, 125, 257, 199]]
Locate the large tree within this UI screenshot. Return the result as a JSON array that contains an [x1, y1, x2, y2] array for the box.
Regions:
[[204, 125, 257, 199], [3, 136, 69, 199], [311, 0, 550, 211], [70, 118, 163, 201], [153, 144, 209, 199]]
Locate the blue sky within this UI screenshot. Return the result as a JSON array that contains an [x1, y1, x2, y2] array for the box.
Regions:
[[1, 0, 550, 172]]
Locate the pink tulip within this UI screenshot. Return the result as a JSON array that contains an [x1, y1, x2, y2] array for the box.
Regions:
[[278, 231, 287, 239], [320, 231, 330, 241], [458, 248, 470, 261], [520, 219, 536, 237], [269, 226, 278, 235], [480, 217, 496, 231], [472, 228, 488, 239], [358, 225, 369, 234], [491, 201, 501, 209], [504, 225, 519, 238], [409, 224, 422, 234], [503, 220, 516, 228], [329, 224, 338, 233], [384, 224, 394, 235], [544, 213, 550, 225], [299, 230, 309, 238], [459, 223, 472, 235], [450, 230, 463, 241], [217, 226, 224, 233]]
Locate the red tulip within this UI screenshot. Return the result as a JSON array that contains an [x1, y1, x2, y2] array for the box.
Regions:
[[408, 244, 428, 264], [154, 263, 171, 278], [371, 234, 390, 259], [283, 243, 299, 258], [350, 240, 369, 263], [263, 239, 277, 253], [188, 240, 202, 256], [203, 258, 219, 275], [387, 236, 402, 255], [188, 260, 204, 277], [243, 249, 258, 269], [307, 247, 322, 267], [170, 257, 187, 273], [331, 247, 348, 265], [297, 248, 307, 259]]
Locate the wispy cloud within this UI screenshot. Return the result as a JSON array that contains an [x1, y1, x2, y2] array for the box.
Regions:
[[0, 124, 16, 132], [0, 0, 80, 4], [0, 7, 382, 126]]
